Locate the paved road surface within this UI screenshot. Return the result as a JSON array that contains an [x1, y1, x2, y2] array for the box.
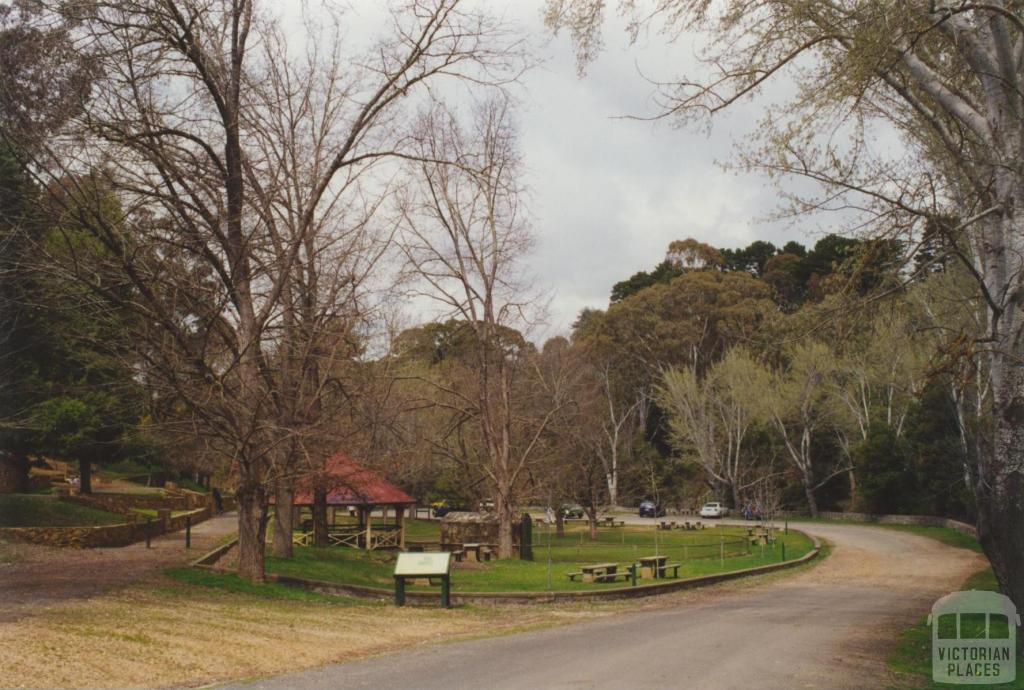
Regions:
[[220, 520, 985, 690]]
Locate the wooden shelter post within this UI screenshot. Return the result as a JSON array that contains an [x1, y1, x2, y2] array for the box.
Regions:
[[396, 506, 406, 549], [366, 505, 374, 549]]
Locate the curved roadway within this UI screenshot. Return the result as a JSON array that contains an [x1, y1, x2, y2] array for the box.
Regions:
[[221, 520, 985, 690]]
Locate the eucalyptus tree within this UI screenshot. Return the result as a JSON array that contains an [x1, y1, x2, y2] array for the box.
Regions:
[[768, 342, 846, 518], [660, 347, 770, 509]]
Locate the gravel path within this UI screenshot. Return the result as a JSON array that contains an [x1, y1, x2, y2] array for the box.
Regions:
[[219, 521, 986, 690], [0, 511, 237, 622]]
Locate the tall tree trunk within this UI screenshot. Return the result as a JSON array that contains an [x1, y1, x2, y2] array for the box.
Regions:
[[78, 459, 91, 494], [979, 344, 1024, 609], [271, 479, 294, 558], [4, 453, 29, 492], [496, 491, 515, 558], [847, 468, 858, 511], [731, 482, 741, 512], [587, 507, 598, 541], [804, 481, 819, 518], [312, 485, 329, 547], [555, 508, 565, 537], [236, 481, 267, 583]]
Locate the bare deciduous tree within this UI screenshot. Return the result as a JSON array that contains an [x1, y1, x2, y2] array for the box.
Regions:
[[3, 0, 525, 581], [398, 98, 564, 558]]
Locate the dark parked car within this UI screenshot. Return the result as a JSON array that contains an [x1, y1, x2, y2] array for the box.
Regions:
[[638, 500, 666, 518], [561, 503, 585, 519]]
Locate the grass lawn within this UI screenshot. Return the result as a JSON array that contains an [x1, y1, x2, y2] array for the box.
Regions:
[[886, 526, 1023, 689], [0, 570, 581, 690], [0, 494, 125, 527], [264, 521, 815, 592]]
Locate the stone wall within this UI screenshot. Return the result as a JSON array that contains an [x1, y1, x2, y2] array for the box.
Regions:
[[778, 510, 977, 537], [64, 489, 209, 514], [0, 506, 211, 548]]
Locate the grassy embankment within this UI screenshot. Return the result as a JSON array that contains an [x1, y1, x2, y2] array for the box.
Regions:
[[0, 494, 124, 527]]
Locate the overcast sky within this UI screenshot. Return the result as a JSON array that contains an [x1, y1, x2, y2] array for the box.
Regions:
[[289, 2, 829, 339], [506, 2, 820, 337]]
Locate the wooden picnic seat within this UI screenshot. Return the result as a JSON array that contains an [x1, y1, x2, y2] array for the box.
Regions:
[[451, 549, 466, 562], [657, 563, 682, 579], [568, 564, 636, 585], [567, 568, 615, 583], [596, 572, 627, 583]]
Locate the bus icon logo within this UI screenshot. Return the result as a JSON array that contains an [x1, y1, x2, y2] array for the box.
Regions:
[[930, 590, 1019, 684]]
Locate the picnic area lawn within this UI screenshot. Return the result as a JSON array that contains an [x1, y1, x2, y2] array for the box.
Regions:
[[264, 521, 815, 592], [0, 494, 125, 527]]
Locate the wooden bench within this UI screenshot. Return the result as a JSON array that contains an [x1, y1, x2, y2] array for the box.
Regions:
[[597, 571, 631, 583], [657, 563, 682, 579], [451, 549, 466, 562], [567, 564, 636, 584]]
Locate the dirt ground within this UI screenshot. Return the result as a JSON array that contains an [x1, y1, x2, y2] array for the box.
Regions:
[[0, 511, 238, 623]]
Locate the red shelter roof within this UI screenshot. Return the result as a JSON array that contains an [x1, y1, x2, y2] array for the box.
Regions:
[[291, 453, 414, 507]]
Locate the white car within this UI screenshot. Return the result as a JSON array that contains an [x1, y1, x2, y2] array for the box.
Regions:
[[699, 502, 728, 518]]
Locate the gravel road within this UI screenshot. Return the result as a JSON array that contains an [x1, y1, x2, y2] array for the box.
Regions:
[[219, 520, 986, 690]]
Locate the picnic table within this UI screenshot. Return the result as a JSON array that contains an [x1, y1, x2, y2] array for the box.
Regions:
[[460, 543, 494, 562], [566, 562, 621, 583], [582, 562, 617, 582], [600, 516, 625, 527], [637, 555, 681, 579], [638, 555, 666, 579]]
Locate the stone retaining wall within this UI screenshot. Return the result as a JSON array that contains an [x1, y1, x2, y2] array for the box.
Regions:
[[64, 490, 209, 514], [778, 510, 977, 537], [0, 506, 211, 548]]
